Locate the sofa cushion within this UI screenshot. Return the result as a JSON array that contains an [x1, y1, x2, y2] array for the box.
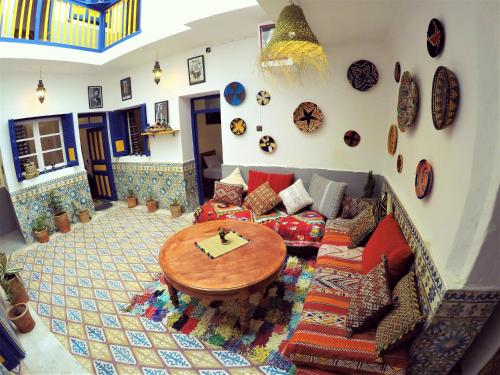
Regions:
[[308, 174, 347, 219], [247, 170, 294, 194], [279, 179, 314, 215], [212, 181, 243, 206], [245, 181, 281, 216], [341, 196, 378, 219], [220, 167, 248, 192], [348, 208, 377, 248], [363, 214, 414, 286]]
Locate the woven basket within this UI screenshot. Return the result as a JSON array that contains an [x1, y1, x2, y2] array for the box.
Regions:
[[432, 66, 459, 130]]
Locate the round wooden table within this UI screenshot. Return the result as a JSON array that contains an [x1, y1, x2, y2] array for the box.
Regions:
[[159, 220, 287, 333]]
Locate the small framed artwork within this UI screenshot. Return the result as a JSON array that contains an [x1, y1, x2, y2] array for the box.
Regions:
[[88, 86, 103, 109], [187, 55, 206, 85], [259, 23, 275, 51], [120, 77, 132, 101], [154, 101, 169, 124]]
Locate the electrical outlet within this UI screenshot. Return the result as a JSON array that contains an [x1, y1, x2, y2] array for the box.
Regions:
[[256, 125, 263, 132]]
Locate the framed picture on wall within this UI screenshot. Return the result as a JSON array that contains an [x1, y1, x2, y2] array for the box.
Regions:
[[187, 55, 206, 85], [259, 23, 275, 51], [120, 77, 132, 101], [88, 86, 103, 109], [154, 101, 169, 125]]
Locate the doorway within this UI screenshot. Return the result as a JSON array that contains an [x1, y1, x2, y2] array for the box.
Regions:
[[78, 113, 117, 205], [190, 94, 222, 204]]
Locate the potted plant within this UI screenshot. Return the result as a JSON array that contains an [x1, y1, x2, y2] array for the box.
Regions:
[[169, 198, 182, 218], [363, 170, 376, 198], [48, 191, 71, 233], [71, 202, 91, 223], [32, 214, 49, 243], [146, 194, 158, 213], [127, 188, 137, 208], [8, 303, 36, 333], [0, 253, 28, 304]]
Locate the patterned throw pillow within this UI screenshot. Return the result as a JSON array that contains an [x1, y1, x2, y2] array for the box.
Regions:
[[220, 168, 248, 192], [341, 196, 378, 219], [279, 179, 314, 215], [346, 255, 393, 337], [348, 208, 377, 248], [212, 182, 243, 206], [245, 181, 281, 216], [375, 270, 423, 361], [308, 174, 347, 218]]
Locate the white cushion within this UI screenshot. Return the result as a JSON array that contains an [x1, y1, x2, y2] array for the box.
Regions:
[[279, 179, 313, 215], [220, 167, 248, 192]]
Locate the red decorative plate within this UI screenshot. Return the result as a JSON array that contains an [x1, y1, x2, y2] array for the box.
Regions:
[[415, 159, 433, 199]]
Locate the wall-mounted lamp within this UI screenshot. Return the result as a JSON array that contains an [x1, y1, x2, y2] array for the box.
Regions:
[[152, 53, 162, 85], [36, 69, 46, 103]]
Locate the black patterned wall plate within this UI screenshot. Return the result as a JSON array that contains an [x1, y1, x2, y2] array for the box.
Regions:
[[259, 135, 276, 153], [344, 130, 361, 147], [293, 102, 324, 132], [256, 91, 271, 106], [230, 118, 246, 135], [394, 62, 401, 83], [347, 60, 378, 91], [224, 82, 246, 105], [397, 154, 403, 174], [432, 66, 459, 130], [427, 18, 445, 58]]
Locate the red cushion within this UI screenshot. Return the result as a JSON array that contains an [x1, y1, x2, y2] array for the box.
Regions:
[[247, 170, 294, 194], [362, 214, 414, 286]]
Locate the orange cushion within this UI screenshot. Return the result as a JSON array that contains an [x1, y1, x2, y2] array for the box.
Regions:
[[247, 169, 294, 194]]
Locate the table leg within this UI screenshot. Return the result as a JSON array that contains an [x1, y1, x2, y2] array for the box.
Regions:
[[239, 296, 250, 334], [166, 283, 179, 307]]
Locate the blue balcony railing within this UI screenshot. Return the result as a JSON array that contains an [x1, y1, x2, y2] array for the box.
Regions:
[[0, 0, 140, 52]]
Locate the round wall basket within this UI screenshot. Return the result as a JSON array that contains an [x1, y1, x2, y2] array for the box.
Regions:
[[293, 102, 324, 133], [256, 91, 271, 106], [224, 82, 246, 105], [259, 135, 276, 153], [344, 130, 361, 147], [397, 71, 419, 132], [397, 154, 403, 174], [432, 66, 459, 130], [415, 159, 433, 199], [394, 62, 401, 83], [427, 18, 445, 58], [387, 125, 398, 155], [230, 118, 246, 135], [347, 60, 378, 91]]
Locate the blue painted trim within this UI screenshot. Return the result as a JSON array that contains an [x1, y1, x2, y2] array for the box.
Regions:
[[192, 108, 220, 115], [0, 37, 100, 52], [34, 0, 44, 41], [98, 11, 106, 50], [190, 98, 205, 204]]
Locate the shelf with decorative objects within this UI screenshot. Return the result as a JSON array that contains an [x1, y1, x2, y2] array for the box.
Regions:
[[141, 123, 178, 137]]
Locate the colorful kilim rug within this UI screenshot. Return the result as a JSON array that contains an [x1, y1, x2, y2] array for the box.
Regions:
[[125, 256, 316, 372]]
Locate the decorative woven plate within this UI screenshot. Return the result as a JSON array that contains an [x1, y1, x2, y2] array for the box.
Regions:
[[388, 125, 398, 155], [259, 135, 276, 153], [397, 154, 403, 174], [230, 118, 246, 135], [397, 71, 419, 132], [344, 130, 361, 147], [256, 91, 271, 106], [347, 60, 378, 91], [394, 62, 401, 83], [432, 66, 459, 130], [224, 82, 246, 105], [293, 102, 324, 132], [427, 18, 445, 58], [415, 159, 433, 199]]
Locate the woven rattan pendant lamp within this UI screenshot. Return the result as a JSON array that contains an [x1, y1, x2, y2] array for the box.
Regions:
[[260, 2, 327, 77]]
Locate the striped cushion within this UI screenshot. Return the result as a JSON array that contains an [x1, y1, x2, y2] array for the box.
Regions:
[[308, 174, 347, 218]]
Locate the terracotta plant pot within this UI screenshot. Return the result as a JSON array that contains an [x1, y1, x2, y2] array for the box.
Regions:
[[127, 196, 137, 208], [170, 204, 182, 218], [4, 275, 29, 304], [146, 200, 158, 213], [54, 211, 71, 233], [8, 303, 36, 333], [34, 228, 49, 243], [78, 209, 91, 223]]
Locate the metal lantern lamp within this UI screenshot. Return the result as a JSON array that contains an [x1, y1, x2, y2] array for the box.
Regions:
[[36, 69, 46, 103], [152, 56, 162, 85]]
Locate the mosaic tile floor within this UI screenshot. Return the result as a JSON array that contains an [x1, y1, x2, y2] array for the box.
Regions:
[[13, 204, 285, 375]]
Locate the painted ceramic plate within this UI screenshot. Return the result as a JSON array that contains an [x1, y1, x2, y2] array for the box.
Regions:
[[344, 130, 361, 147], [259, 135, 276, 153], [397, 154, 403, 173], [256, 90, 271, 106], [415, 159, 433, 199], [388, 125, 398, 155], [230, 118, 246, 135], [394, 62, 401, 83], [397, 71, 419, 132], [347, 60, 378, 91], [432, 66, 459, 130], [293, 102, 324, 132], [224, 82, 246, 105], [427, 18, 445, 58]]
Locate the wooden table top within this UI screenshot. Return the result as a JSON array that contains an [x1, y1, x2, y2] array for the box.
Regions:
[[159, 220, 286, 293]]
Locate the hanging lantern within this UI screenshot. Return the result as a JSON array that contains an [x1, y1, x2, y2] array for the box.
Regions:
[[152, 60, 162, 85], [260, 3, 327, 77], [36, 70, 46, 103]]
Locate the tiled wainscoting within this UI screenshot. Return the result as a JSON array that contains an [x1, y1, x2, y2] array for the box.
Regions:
[[10, 171, 94, 244], [112, 160, 198, 213], [383, 181, 500, 375]]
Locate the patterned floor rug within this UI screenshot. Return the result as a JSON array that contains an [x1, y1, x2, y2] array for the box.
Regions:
[[125, 256, 316, 372]]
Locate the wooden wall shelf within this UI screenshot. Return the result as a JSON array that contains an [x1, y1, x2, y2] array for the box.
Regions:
[[141, 129, 179, 137]]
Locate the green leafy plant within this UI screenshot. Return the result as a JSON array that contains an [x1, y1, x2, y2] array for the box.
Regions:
[[127, 188, 136, 198], [170, 198, 180, 206], [47, 191, 66, 215], [32, 214, 49, 233], [0, 252, 23, 301], [363, 171, 376, 198]]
